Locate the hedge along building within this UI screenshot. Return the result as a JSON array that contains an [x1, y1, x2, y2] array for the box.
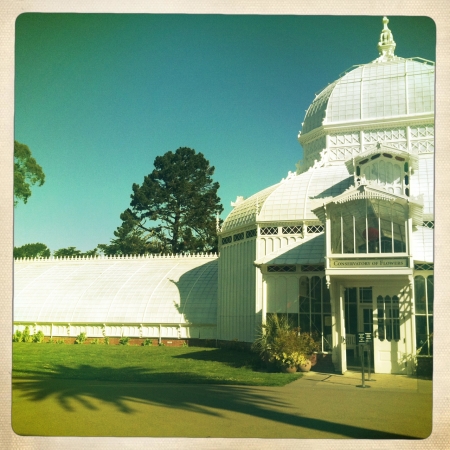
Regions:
[[217, 17, 434, 374], [14, 17, 434, 374]]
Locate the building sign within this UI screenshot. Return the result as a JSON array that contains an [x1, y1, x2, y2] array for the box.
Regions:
[[330, 258, 408, 269], [357, 332, 373, 344]]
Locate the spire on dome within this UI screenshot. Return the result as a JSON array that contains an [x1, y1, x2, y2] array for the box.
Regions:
[[375, 16, 397, 62]]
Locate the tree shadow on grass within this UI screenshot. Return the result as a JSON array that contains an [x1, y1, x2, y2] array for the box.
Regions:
[[12, 364, 419, 439], [172, 348, 262, 369]]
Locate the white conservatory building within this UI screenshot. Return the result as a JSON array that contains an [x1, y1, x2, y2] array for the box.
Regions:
[[14, 17, 434, 374], [216, 17, 434, 374]]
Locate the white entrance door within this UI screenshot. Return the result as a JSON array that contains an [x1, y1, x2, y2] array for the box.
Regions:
[[373, 287, 404, 373]]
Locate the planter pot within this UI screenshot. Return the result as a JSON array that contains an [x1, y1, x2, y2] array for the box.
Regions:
[[282, 366, 298, 373], [298, 359, 312, 372], [309, 354, 317, 367]]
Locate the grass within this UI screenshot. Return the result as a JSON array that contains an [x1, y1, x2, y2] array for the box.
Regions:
[[12, 342, 301, 386]]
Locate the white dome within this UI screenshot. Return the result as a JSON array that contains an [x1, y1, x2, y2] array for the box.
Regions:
[[301, 58, 434, 136]]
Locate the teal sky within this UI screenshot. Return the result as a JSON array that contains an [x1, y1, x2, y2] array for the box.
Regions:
[[14, 14, 436, 253]]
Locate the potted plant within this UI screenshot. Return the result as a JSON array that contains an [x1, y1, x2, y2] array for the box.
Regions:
[[269, 351, 309, 373]]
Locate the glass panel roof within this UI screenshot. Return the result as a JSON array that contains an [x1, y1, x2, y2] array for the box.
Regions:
[[221, 184, 279, 232], [259, 165, 352, 222], [14, 256, 218, 325]]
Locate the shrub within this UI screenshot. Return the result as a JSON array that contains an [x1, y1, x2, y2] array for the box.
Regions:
[[91, 338, 100, 345], [142, 338, 153, 346], [119, 336, 130, 345], [21, 326, 33, 343], [252, 314, 291, 363], [47, 338, 55, 344], [75, 332, 87, 344], [13, 330, 22, 342], [104, 337, 110, 345], [56, 339, 65, 344], [32, 330, 45, 343], [252, 313, 320, 371]]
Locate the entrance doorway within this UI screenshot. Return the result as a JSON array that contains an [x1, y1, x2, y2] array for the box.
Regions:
[[344, 287, 374, 368]]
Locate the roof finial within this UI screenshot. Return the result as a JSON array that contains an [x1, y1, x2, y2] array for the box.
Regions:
[[376, 16, 396, 62]]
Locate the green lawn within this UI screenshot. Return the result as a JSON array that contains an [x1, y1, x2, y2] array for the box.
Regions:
[[12, 343, 301, 386]]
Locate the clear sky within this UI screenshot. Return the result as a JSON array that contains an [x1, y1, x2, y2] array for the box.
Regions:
[[14, 14, 436, 253]]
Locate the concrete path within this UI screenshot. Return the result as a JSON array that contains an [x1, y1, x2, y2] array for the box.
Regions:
[[12, 371, 432, 439]]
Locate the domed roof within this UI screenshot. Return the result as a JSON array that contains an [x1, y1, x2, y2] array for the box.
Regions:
[[300, 18, 434, 136], [222, 165, 352, 232], [221, 184, 279, 232]]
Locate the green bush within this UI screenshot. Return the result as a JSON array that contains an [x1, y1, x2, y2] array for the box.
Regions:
[[21, 326, 33, 343], [252, 313, 320, 371], [119, 336, 130, 345], [32, 330, 45, 343], [13, 330, 23, 342], [74, 332, 87, 344], [56, 339, 65, 344], [47, 338, 55, 344], [142, 338, 153, 346], [91, 338, 100, 345]]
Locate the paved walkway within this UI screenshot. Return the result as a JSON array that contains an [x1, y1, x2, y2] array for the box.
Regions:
[[301, 369, 431, 390], [12, 371, 432, 439]]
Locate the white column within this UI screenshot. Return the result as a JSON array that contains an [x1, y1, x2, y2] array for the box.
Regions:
[[261, 275, 267, 324]]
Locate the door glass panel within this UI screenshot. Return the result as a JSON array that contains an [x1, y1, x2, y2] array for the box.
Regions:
[[344, 288, 357, 334], [377, 295, 385, 340], [384, 296, 392, 341], [363, 308, 373, 333], [392, 295, 400, 341]]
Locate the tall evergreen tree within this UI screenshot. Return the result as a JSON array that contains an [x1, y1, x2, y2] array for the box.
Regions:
[[118, 147, 223, 254], [97, 210, 160, 256]]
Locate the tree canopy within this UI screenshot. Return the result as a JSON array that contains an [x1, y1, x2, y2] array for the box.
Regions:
[[106, 147, 223, 255], [53, 247, 98, 257], [97, 212, 159, 256], [14, 243, 51, 259], [14, 141, 45, 206]]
